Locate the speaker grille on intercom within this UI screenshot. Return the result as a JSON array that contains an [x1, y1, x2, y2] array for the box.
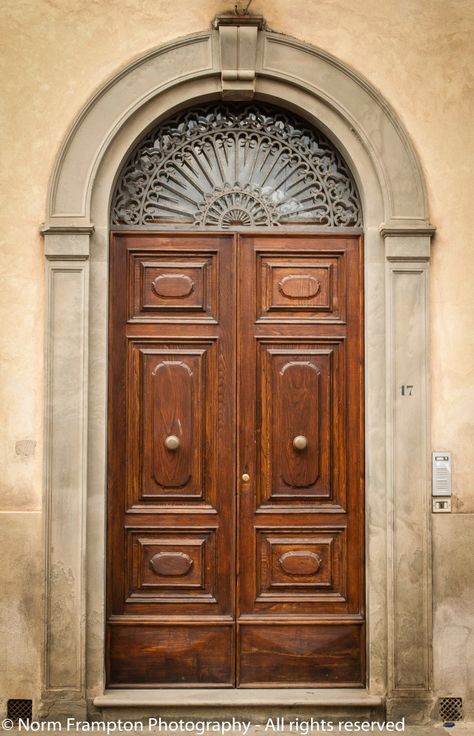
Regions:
[[439, 697, 463, 722], [7, 699, 33, 723]]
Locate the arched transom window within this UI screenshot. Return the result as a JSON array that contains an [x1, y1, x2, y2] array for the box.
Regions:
[[111, 103, 362, 228]]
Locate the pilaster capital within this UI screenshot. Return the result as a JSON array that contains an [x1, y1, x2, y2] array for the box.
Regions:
[[41, 223, 94, 260], [380, 222, 435, 261]]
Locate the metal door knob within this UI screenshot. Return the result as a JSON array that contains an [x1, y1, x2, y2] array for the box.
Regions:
[[241, 473, 250, 482], [164, 435, 180, 450], [293, 435, 308, 450]]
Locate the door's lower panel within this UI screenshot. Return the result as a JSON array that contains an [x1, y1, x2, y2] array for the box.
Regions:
[[108, 622, 235, 687], [237, 622, 365, 687]]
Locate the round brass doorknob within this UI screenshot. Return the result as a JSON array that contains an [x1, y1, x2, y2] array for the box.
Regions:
[[241, 473, 250, 482], [293, 435, 308, 450], [164, 435, 180, 450]]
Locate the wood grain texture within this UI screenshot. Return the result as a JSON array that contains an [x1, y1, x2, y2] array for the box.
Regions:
[[258, 340, 343, 504], [275, 358, 321, 489], [107, 233, 236, 686], [151, 358, 194, 488], [107, 232, 364, 687], [238, 623, 365, 686], [108, 623, 234, 686], [256, 529, 345, 596], [237, 234, 364, 685], [279, 550, 322, 576]]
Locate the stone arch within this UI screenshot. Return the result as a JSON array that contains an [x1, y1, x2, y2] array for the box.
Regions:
[[44, 30, 431, 231], [41, 25, 434, 720]]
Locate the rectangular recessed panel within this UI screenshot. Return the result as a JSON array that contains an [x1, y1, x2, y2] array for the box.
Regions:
[[126, 529, 217, 602], [129, 253, 218, 322], [238, 623, 364, 686], [127, 340, 218, 506], [258, 340, 346, 507], [257, 528, 347, 601], [257, 253, 345, 322], [108, 623, 234, 686]]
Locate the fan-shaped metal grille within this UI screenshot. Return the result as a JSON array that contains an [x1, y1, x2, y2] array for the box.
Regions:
[[111, 103, 362, 228]]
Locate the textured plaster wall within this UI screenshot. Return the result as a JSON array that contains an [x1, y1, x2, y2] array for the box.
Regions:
[[0, 0, 473, 716]]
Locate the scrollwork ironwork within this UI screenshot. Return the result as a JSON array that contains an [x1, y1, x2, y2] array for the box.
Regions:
[[111, 104, 362, 227]]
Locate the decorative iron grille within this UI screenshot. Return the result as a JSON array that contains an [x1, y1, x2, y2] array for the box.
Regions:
[[112, 103, 362, 228], [7, 699, 33, 724], [439, 697, 463, 722]]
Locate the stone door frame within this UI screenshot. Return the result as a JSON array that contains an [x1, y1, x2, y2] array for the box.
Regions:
[[41, 23, 435, 718]]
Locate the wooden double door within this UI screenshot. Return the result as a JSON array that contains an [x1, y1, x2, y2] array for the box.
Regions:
[[107, 232, 364, 687]]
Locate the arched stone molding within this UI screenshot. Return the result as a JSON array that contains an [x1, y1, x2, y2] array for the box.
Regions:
[[41, 24, 435, 721], [44, 30, 431, 231]]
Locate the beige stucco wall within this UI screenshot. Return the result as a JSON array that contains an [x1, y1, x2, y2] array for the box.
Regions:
[[0, 0, 473, 718]]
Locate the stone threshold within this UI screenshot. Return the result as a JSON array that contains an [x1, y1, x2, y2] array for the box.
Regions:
[[94, 689, 384, 708]]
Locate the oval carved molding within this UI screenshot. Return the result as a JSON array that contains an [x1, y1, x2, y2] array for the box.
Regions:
[[149, 551, 194, 576], [278, 274, 321, 299], [152, 274, 195, 298], [111, 103, 362, 228], [279, 550, 322, 576]]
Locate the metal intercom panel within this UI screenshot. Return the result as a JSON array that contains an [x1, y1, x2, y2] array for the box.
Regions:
[[432, 451, 452, 497]]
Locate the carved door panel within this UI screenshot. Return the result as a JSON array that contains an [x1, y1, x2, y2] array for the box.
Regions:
[[107, 232, 364, 687]]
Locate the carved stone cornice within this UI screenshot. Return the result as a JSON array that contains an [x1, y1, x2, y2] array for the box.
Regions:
[[380, 222, 435, 261], [380, 224, 436, 237], [213, 14, 265, 29], [42, 225, 93, 259], [41, 223, 95, 234]]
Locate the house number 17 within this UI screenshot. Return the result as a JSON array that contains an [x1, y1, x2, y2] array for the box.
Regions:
[[400, 384, 414, 396]]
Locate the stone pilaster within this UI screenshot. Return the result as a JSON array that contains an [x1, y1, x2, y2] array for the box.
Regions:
[[383, 228, 434, 722], [40, 228, 92, 720]]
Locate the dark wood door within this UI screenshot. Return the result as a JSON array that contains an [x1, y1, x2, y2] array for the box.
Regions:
[[107, 232, 364, 687]]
